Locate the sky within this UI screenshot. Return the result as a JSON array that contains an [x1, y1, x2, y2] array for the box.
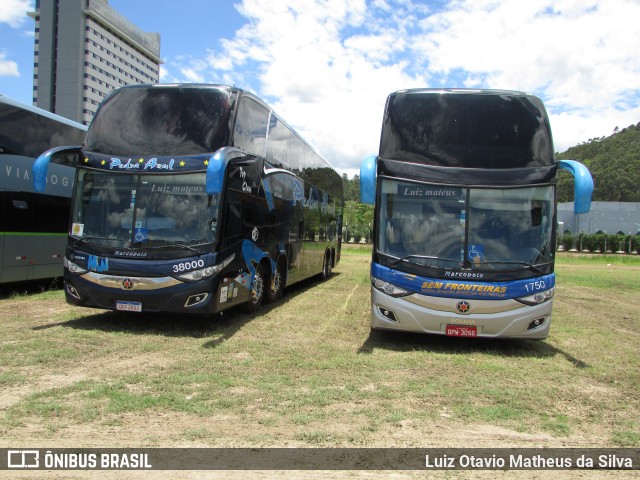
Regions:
[[1, 0, 640, 177]]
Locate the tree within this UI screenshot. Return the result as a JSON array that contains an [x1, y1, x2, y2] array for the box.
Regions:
[[342, 174, 360, 202], [343, 200, 373, 242]]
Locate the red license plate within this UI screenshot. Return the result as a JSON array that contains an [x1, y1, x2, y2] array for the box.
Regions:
[[446, 325, 477, 337]]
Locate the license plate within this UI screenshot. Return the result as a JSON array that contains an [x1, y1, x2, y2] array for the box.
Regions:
[[446, 325, 477, 337], [116, 301, 142, 312]]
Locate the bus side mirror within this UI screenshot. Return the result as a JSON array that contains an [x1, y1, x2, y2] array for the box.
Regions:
[[206, 146, 246, 195], [360, 154, 377, 205], [557, 159, 594, 214], [33, 146, 83, 193]]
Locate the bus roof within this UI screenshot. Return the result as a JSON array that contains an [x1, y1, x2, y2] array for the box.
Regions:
[[388, 88, 537, 97], [0, 94, 87, 131]]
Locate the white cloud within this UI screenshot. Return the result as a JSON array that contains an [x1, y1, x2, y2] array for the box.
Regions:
[[0, 0, 32, 81], [180, 68, 203, 83], [0, 0, 32, 28], [0, 51, 20, 77], [159, 64, 171, 82], [412, 0, 640, 150], [550, 107, 640, 153]]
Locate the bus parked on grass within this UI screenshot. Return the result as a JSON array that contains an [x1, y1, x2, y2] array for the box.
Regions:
[[34, 84, 342, 314], [0, 95, 87, 284], [360, 88, 593, 339]]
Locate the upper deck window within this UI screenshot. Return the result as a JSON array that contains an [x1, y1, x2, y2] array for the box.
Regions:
[[379, 91, 554, 168], [85, 86, 233, 157], [233, 97, 269, 158]]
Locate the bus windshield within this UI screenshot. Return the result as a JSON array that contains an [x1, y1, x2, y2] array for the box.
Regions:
[[71, 170, 220, 249], [84, 86, 233, 156], [377, 179, 553, 272]]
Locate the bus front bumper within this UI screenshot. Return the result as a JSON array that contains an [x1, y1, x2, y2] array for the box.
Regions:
[[63, 270, 251, 315], [370, 289, 553, 340]]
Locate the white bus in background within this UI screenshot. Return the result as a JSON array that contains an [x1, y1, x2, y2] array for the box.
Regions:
[[0, 95, 86, 283]]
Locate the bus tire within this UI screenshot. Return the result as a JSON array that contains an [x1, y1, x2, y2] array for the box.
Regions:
[[244, 263, 265, 313], [267, 259, 285, 303]]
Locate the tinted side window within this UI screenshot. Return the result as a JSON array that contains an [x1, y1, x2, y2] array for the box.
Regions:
[[265, 115, 290, 169], [305, 149, 323, 171], [289, 137, 304, 175], [223, 190, 243, 246], [3, 192, 31, 233], [233, 97, 269, 157], [31, 194, 70, 233], [0, 102, 85, 158], [0, 192, 67, 234]]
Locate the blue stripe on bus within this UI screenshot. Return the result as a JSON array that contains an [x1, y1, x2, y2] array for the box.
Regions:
[[371, 263, 555, 300]]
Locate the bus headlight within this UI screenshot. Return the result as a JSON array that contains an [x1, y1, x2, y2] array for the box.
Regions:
[[176, 253, 235, 282], [516, 287, 554, 306], [372, 275, 410, 297], [64, 257, 88, 275], [178, 266, 216, 282]]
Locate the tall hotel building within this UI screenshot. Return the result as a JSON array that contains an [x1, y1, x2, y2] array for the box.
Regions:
[[29, 0, 161, 125]]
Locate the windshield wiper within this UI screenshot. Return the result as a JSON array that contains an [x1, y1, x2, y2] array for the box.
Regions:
[[478, 260, 551, 274], [134, 242, 203, 255], [388, 254, 551, 275], [389, 255, 460, 267], [69, 235, 117, 254], [70, 235, 116, 248]]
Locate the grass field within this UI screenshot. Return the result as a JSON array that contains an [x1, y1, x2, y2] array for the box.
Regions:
[[0, 247, 638, 476]]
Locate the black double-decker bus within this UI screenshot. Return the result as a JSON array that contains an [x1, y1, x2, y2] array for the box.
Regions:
[[34, 84, 342, 314]]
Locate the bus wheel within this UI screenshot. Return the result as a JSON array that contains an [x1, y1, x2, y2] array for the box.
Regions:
[[322, 251, 332, 279], [267, 261, 284, 303], [245, 264, 265, 313]]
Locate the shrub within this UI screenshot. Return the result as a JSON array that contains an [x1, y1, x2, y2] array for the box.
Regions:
[[559, 231, 574, 251], [556, 232, 638, 254]]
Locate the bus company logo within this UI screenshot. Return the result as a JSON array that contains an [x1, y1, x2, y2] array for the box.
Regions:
[[456, 300, 471, 314], [292, 178, 305, 206], [122, 278, 134, 290], [87, 255, 109, 273], [109, 157, 175, 171], [7, 450, 39, 468]]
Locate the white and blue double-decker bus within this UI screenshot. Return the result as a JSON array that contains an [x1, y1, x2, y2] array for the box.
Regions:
[[34, 84, 342, 314], [360, 89, 593, 339]]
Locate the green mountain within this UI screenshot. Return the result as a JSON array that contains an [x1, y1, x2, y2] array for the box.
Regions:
[[556, 122, 640, 202]]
